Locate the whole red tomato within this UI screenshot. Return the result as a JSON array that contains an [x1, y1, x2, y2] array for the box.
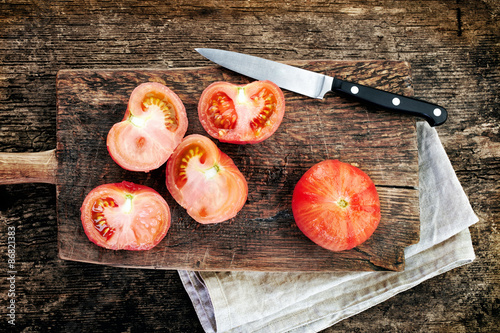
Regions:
[[80, 181, 171, 250], [198, 80, 285, 144], [292, 160, 381, 252], [166, 134, 248, 224], [107, 82, 188, 172]]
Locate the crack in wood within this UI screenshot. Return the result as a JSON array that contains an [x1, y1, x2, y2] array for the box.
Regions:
[[376, 184, 418, 190], [457, 6, 463, 37]]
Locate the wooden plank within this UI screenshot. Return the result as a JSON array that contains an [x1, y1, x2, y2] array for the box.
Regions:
[[56, 61, 419, 272]]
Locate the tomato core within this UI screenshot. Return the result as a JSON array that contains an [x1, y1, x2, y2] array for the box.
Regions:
[[337, 198, 349, 208], [129, 115, 147, 128], [122, 194, 133, 213], [204, 164, 220, 178]]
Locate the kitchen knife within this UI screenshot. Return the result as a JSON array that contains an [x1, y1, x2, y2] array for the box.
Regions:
[[195, 48, 447, 126]]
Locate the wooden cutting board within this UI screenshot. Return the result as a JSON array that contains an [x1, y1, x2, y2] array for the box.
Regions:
[[54, 60, 420, 272]]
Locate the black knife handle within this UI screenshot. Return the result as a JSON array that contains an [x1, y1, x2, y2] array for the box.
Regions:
[[331, 78, 447, 126]]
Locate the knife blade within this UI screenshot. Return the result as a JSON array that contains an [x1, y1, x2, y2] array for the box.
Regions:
[[195, 48, 447, 126]]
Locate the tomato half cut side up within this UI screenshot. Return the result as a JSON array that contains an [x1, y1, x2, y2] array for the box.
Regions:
[[80, 181, 171, 250], [166, 134, 248, 224], [292, 160, 381, 252], [198, 80, 285, 144], [107, 82, 188, 172]]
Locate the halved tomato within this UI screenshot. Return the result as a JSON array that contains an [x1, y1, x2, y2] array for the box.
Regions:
[[198, 80, 285, 144], [166, 134, 248, 224], [80, 181, 171, 250], [107, 82, 188, 172], [292, 160, 381, 252]]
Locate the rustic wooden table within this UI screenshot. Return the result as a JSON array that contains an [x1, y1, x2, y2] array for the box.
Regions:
[[1, 1, 498, 331]]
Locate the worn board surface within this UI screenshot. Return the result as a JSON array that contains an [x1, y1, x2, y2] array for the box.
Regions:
[[56, 61, 419, 272]]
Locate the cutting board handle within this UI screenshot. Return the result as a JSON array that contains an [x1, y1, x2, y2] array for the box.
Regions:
[[0, 149, 57, 185]]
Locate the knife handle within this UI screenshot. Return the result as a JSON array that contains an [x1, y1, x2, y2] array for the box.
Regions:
[[0, 149, 57, 185], [331, 78, 447, 126]]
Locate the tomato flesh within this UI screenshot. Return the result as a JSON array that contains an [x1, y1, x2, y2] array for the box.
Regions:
[[107, 82, 188, 172], [292, 160, 381, 252], [198, 80, 285, 144], [166, 134, 248, 224], [81, 181, 171, 250]]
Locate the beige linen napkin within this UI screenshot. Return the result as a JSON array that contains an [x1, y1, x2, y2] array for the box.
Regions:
[[178, 121, 478, 332]]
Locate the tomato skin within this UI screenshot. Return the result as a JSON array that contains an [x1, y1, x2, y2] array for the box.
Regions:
[[107, 82, 188, 172], [198, 80, 285, 144], [80, 181, 171, 250], [166, 134, 248, 224], [292, 160, 381, 252]]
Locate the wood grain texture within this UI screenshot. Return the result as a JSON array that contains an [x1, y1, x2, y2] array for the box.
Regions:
[[55, 62, 419, 272], [0, 0, 498, 331], [0, 149, 56, 184]]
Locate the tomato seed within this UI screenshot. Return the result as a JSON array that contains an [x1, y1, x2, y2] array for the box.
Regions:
[[142, 94, 178, 131], [91, 197, 117, 240], [175, 145, 207, 188], [250, 89, 277, 134], [208, 92, 237, 130]]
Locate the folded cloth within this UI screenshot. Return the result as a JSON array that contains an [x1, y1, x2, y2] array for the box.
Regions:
[[179, 121, 478, 333]]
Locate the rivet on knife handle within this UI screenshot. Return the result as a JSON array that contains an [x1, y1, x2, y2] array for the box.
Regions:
[[332, 78, 447, 126]]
